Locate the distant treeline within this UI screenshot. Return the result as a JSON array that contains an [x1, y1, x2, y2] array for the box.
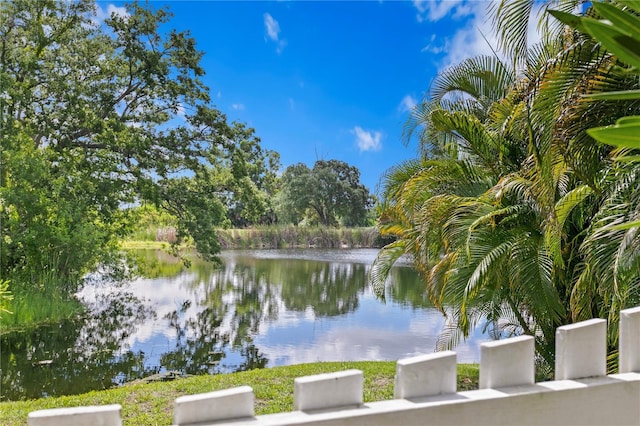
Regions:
[[216, 226, 389, 249]]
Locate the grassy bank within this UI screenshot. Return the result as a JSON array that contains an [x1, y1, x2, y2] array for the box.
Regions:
[[1, 362, 479, 425], [217, 225, 384, 249], [1, 242, 179, 332], [0, 287, 84, 333]]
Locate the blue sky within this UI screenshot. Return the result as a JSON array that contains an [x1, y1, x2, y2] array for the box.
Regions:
[[97, 1, 529, 192]]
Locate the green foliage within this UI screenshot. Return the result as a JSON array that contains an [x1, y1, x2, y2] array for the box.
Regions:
[[275, 160, 373, 226], [0, 280, 12, 318], [221, 124, 281, 226], [555, 3, 640, 154], [217, 226, 380, 249], [1, 131, 126, 295], [0, 362, 479, 425], [548, 0, 640, 347], [0, 285, 84, 332], [588, 116, 640, 150], [489, 0, 582, 67], [126, 204, 178, 242], [0, 0, 277, 303], [128, 248, 186, 279], [374, 0, 640, 373]]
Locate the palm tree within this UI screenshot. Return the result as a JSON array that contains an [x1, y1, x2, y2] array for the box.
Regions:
[[372, 51, 560, 359], [372, 0, 640, 372], [550, 0, 640, 361]]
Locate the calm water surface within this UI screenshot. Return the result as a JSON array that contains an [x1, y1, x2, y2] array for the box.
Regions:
[[0, 249, 489, 401]]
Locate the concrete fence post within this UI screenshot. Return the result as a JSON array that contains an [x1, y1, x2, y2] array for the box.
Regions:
[[28, 404, 122, 426], [619, 306, 640, 373], [293, 369, 363, 411], [394, 351, 457, 399], [173, 386, 254, 425], [555, 318, 607, 380], [480, 335, 535, 389]]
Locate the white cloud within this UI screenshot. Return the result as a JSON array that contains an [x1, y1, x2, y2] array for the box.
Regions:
[[399, 95, 417, 112], [440, 1, 499, 67], [414, 0, 546, 70], [441, 7, 496, 67], [231, 103, 245, 111], [352, 126, 383, 152], [410, 2, 502, 69], [264, 13, 287, 54], [421, 34, 447, 54], [288, 98, 295, 110], [413, 0, 472, 23], [94, 3, 130, 25], [107, 4, 129, 18], [264, 13, 280, 41]]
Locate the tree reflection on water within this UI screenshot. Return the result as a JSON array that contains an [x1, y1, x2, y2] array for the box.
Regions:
[[1, 249, 438, 401], [0, 293, 155, 400]]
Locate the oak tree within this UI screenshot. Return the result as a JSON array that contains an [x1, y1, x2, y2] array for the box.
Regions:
[[0, 0, 275, 292], [276, 160, 372, 227]]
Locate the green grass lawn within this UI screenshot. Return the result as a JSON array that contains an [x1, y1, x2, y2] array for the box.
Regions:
[[1, 361, 479, 426]]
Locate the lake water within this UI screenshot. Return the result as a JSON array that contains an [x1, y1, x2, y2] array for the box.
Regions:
[[0, 249, 489, 401]]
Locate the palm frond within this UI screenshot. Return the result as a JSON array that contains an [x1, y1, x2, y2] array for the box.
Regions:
[[431, 55, 515, 108], [368, 240, 407, 299], [491, 0, 582, 67], [545, 184, 593, 264], [491, 0, 536, 66]]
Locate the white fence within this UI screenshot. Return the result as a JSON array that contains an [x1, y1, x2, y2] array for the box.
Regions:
[[28, 306, 640, 426]]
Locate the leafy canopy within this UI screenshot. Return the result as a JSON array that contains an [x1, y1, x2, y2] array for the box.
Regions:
[[0, 0, 277, 293], [275, 160, 373, 227]]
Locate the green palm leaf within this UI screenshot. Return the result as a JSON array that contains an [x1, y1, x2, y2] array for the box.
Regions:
[[582, 19, 640, 70], [587, 117, 640, 150], [585, 90, 640, 101], [591, 2, 640, 44], [369, 241, 407, 299]]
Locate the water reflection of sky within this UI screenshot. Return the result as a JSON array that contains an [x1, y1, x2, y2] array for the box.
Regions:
[[254, 293, 485, 366], [2, 249, 495, 401], [79, 249, 486, 373]]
